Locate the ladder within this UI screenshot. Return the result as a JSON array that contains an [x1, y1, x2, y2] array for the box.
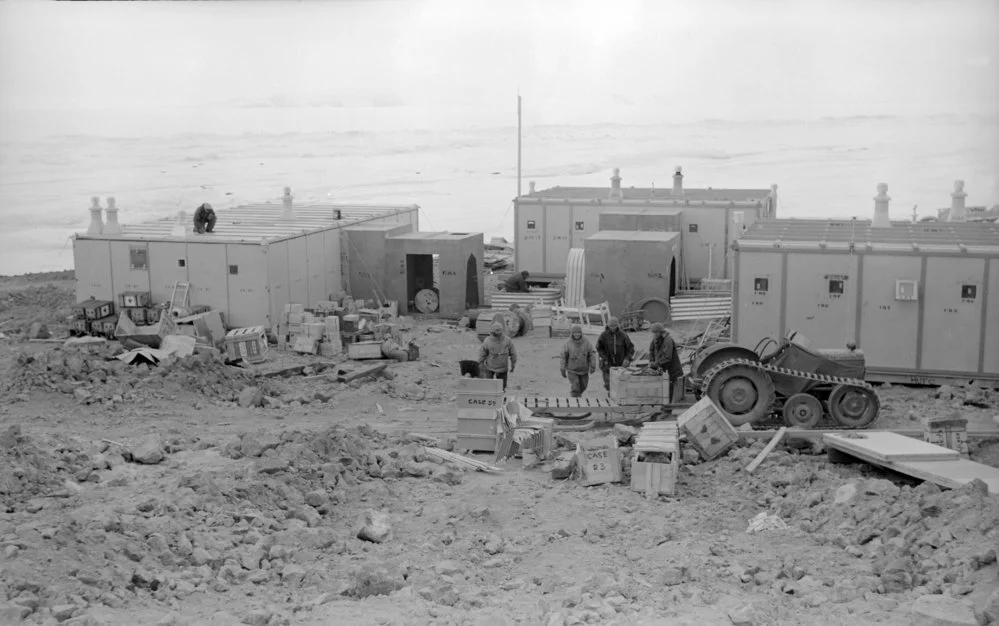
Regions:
[[170, 281, 191, 311]]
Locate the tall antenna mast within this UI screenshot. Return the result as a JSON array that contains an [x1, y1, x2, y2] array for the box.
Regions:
[[517, 92, 522, 199]]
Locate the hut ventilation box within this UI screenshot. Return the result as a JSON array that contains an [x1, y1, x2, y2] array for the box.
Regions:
[[281, 186, 295, 221], [949, 180, 967, 222], [103, 196, 121, 235], [672, 166, 684, 197], [87, 197, 104, 236], [872, 183, 891, 228]]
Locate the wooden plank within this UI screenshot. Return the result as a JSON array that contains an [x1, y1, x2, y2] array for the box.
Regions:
[[745, 427, 787, 474], [741, 429, 999, 441], [824, 432, 960, 463], [891, 459, 999, 493], [337, 362, 388, 382]]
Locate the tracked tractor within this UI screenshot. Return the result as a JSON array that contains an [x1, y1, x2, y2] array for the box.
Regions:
[[689, 331, 880, 429]]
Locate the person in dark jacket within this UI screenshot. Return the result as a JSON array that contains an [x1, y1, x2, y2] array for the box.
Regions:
[[503, 270, 531, 293], [560, 324, 597, 397], [193, 203, 217, 234], [596, 316, 635, 392], [648, 323, 684, 402]]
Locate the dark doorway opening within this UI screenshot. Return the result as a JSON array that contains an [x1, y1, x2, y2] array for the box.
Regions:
[[466, 254, 480, 309], [406, 254, 435, 310], [669, 258, 677, 298]]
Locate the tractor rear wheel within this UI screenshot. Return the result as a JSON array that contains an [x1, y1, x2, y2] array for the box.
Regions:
[[828, 384, 880, 428], [782, 393, 824, 429], [702, 362, 776, 426]]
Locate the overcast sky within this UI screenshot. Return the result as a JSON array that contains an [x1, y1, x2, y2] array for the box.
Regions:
[[0, 0, 996, 125]]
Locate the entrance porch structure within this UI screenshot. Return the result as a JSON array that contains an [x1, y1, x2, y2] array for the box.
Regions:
[[384, 232, 485, 319]]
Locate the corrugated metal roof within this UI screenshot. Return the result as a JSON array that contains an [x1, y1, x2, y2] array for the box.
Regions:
[[76, 203, 419, 244], [524, 187, 771, 203], [389, 231, 480, 241], [600, 208, 684, 216], [737, 218, 999, 251], [586, 230, 682, 243]]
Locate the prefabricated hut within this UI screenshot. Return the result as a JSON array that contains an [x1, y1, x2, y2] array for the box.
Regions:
[[514, 167, 777, 283], [583, 230, 682, 319], [730, 182, 999, 386], [73, 189, 418, 331]]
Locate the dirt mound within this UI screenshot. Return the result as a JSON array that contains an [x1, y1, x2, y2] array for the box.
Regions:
[[0, 425, 95, 508], [0, 283, 77, 327], [1, 345, 262, 403]]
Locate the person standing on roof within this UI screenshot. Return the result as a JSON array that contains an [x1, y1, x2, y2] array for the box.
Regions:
[[648, 323, 684, 402], [596, 316, 635, 393], [478, 322, 517, 390], [193, 203, 217, 234], [560, 324, 597, 397], [503, 270, 531, 293]]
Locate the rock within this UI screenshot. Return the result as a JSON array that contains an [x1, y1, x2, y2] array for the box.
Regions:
[[343, 563, 406, 599], [612, 424, 638, 445], [834, 483, 858, 504], [662, 566, 686, 586], [551, 452, 576, 480], [73, 388, 92, 404], [962, 387, 990, 408], [728, 603, 755, 626], [863, 478, 901, 499], [52, 604, 77, 621], [975, 587, 999, 624], [238, 386, 264, 408], [281, 564, 306, 585], [240, 435, 265, 458], [543, 612, 568, 626], [289, 506, 322, 528], [0, 603, 32, 622], [357, 510, 392, 543], [132, 435, 165, 464], [911, 594, 978, 626], [28, 322, 50, 339], [304, 490, 327, 508], [682, 448, 701, 464], [484, 535, 505, 555], [191, 547, 213, 566], [243, 609, 272, 626]]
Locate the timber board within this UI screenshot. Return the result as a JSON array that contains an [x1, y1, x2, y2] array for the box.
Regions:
[[823, 431, 960, 463]]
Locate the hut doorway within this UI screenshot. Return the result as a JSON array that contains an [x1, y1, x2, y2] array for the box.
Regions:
[[465, 254, 480, 309]]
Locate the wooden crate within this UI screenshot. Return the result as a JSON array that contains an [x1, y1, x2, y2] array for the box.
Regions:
[[123, 307, 147, 324], [347, 340, 383, 360], [678, 397, 739, 461], [93, 315, 119, 337], [631, 421, 680, 496], [458, 415, 500, 437], [118, 291, 151, 308], [224, 326, 269, 364], [577, 437, 622, 486], [457, 434, 497, 453], [70, 319, 90, 335], [457, 391, 503, 411], [82, 299, 114, 320], [923, 416, 969, 456], [609, 368, 669, 406], [456, 378, 503, 393]]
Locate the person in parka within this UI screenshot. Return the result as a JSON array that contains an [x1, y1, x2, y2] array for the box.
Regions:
[[649, 323, 684, 401], [596, 316, 635, 393], [478, 322, 517, 390], [560, 324, 597, 397], [193, 203, 217, 234]]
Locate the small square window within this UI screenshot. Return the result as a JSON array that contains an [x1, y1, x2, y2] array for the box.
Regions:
[[129, 246, 148, 270], [753, 277, 769, 292], [575, 221, 585, 231], [333, 209, 342, 220], [961, 284, 977, 300], [689, 224, 699, 233], [229, 265, 239, 275], [526, 220, 536, 230], [177, 259, 186, 268], [828, 279, 844, 295]]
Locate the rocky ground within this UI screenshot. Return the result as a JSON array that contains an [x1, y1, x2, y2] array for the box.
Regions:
[[1, 273, 998, 626]]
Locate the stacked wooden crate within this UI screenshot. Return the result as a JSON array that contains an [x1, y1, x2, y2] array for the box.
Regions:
[[677, 397, 739, 461], [609, 368, 670, 405], [456, 378, 504, 453], [72, 298, 117, 338], [923, 415, 969, 456], [527, 306, 552, 338], [631, 421, 680, 496], [224, 326, 269, 364]]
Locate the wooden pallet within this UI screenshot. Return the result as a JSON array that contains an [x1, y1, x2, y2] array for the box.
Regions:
[[505, 395, 693, 414]]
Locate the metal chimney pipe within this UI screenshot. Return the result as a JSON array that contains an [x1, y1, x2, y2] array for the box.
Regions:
[[87, 197, 104, 236], [103, 196, 121, 235], [949, 180, 967, 222], [872, 183, 891, 228], [609, 168, 623, 200], [281, 186, 294, 221], [672, 166, 684, 197]]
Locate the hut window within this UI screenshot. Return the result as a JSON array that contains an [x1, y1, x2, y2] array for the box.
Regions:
[[129, 246, 148, 271], [689, 224, 699, 233], [229, 265, 239, 275], [753, 277, 769, 293], [828, 279, 845, 295], [526, 220, 536, 230], [961, 284, 977, 300], [575, 221, 585, 231], [177, 259, 186, 268]]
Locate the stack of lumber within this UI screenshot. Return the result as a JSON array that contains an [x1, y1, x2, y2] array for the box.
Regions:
[[490, 287, 562, 310], [669, 291, 732, 321]]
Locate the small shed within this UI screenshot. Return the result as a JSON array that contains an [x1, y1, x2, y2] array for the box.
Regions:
[[732, 187, 999, 385], [583, 230, 681, 319], [384, 232, 485, 318], [343, 222, 415, 303]]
